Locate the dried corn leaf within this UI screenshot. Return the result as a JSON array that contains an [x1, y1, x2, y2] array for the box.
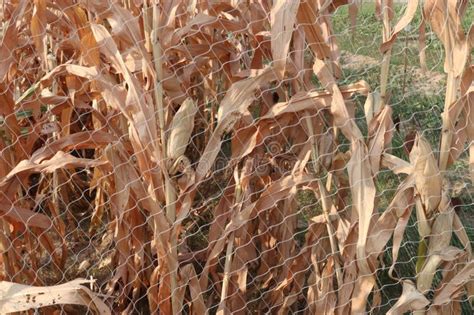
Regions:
[[418, 246, 465, 294], [364, 92, 381, 126], [367, 105, 394, 174], [84, 0, 152, 72], [348, 142, 377, 313], [453, 212, 472, 257], [199, 172, 313, 289], [387, 280, 429, 315], [0, 203, 52, 229], [0, 0, 28, 81], [197, 68, 276, 180], [424, 0, 469, 76], [217, 68, 276, 126], [40, 63, 99, 87], [271, 0, 300, 78], [366, 175, 415, 263], [176, 264, 206, 315], [432, 260, 474, 306], [30, 0, 48, 68], [313, 59, 363, 141], [0, 278, 110, 314], [419, 14, 428, 71], [167, 98, 197, 160], [417, 192, 456, 293], [0, 0, 471, 313], [381, 153, 413, 175], [1, 151, 105, 196], [31, 131, 117, 163], [260, 81, 369, 121], [296, 0, 331, 60], [380, 0, 418, 53], [409, 134, 442, 215], [91, 23, 157, 147]]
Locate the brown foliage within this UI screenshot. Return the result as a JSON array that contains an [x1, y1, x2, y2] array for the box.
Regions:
[[0, 0, 472, 314]]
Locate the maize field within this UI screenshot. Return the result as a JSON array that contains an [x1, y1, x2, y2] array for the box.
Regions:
[[0, 0, 473, 314]]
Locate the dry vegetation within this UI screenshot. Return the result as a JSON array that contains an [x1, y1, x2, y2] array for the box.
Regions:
[[0, 0, 473, 314]]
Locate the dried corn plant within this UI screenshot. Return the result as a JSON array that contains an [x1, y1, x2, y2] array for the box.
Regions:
[[0, 0, 472, 314]]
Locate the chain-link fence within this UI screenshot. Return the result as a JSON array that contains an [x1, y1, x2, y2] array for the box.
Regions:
[[0, 0, 473, 314]]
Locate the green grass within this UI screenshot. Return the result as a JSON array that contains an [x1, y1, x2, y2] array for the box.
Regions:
[[333, 2, 474, 73]]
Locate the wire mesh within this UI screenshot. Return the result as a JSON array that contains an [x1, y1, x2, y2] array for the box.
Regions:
[[0, 0, 473, 314]]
